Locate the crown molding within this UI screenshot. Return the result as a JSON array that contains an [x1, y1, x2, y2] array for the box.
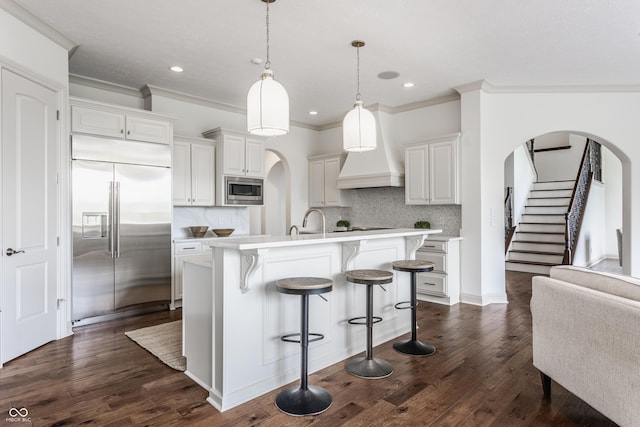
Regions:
[[141, 84, 318, 131], [454, 79, 494, 94], [318, 94, 462, 131], [484, 84, 640, 94], [454, 79, 640, 95], [142, 84, 245, 114], [69, 74, 142, 98], [0, 0, 78, 57]]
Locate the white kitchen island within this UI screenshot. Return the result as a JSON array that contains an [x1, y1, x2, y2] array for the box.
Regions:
[[182, 228, 442, 412]]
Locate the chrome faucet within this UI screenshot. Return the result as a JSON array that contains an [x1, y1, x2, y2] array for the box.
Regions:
[[302, 208, 326, 236], [288, 225, 299, 236]]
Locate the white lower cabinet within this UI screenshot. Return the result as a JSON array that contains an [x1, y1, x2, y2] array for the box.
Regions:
[[171, 240, 214, 308], [415, 236, 462, 305]]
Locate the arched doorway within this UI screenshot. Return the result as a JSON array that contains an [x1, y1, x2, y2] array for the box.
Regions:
[[254, 149, 291, 236], [503, 132, 623, 274]]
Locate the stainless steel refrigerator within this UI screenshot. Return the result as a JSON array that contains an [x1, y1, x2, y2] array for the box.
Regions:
[[72, 135, 172, 323]]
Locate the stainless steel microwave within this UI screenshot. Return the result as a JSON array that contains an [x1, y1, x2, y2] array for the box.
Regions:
[[225, 176, 264, 205]]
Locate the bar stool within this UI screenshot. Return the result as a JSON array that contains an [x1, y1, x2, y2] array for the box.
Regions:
[[275, 277, 333, 416], [392, 260, 436, 356], [344, 269, 394, 379]]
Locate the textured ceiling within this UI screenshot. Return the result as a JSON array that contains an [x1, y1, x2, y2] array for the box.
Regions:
[[14, 0, 640, 126]]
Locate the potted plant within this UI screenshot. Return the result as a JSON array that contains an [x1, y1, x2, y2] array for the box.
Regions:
[[336, 219, 350, 231], [414, 220, 431, 229]]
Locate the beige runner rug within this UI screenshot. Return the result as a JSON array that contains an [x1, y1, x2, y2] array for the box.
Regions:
[[125, 320, 186, 371]]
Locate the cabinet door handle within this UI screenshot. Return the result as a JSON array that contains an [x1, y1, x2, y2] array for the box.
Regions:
[[183, 247, 197, 250], [423, 282, 437, 286], [423, 245, 436, 248]]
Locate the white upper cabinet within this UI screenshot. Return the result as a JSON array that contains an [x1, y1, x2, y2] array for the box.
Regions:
[[308, 154, 351, 207], [71, 100, 172, 144], [203, 128, 265, 178], [405, 133, 461, 205], [172, 136, 215, 206]]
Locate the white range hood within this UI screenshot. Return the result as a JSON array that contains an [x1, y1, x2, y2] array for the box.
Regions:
[[336, 109, 404, 189]]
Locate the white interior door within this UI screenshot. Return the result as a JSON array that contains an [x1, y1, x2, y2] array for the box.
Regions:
[[1, 69, 58, 364]]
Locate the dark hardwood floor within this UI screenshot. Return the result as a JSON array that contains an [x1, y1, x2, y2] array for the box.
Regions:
[[0, 271, 616, 426]]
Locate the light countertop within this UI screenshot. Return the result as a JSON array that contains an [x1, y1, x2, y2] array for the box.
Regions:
[[206, 228, 443, 251]]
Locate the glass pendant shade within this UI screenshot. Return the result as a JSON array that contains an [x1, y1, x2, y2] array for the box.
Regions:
[[343, 100, 377, 151], [247, 68, 289, 136]]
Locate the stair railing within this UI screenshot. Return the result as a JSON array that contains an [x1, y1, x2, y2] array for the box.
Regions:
[[526, 139, 538, 180], [563, 139, 600, 264], [504, 186, 516, 253]]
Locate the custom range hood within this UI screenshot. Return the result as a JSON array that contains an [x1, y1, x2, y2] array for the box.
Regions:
[[336, 108, 404, 189]]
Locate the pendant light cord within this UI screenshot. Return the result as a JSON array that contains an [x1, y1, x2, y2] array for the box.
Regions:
[[265, 0, 271, 70], [355, 45, 361, 101]]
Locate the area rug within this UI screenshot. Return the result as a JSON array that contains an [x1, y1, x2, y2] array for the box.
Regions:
[[125, 320, 186, 371]]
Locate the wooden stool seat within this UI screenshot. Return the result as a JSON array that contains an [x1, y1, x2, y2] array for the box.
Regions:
[[276, 277, 333, 295], [345, 269, 393, 285], [392, 260, 434, 273]]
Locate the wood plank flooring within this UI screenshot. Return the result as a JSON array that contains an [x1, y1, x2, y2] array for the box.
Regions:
[[0, 271, 616, 426]]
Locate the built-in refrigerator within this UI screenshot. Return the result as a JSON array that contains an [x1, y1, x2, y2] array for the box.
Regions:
[[71, 135, 172, 323]]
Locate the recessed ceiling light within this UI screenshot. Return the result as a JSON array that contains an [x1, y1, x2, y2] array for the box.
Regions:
[[169, 65, 183, 73], [402, 82, 415, 88], [251, 58, 264, 65], [377, 71, 400, 80], [308, 111, 318, 116]]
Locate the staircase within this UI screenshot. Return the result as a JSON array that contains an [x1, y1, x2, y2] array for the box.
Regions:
[[505, 180, 574, 275]]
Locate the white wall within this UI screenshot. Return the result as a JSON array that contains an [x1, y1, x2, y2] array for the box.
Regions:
[[535, 134, 586, 182], [573, 181, 606, 267], [512, 144, 536, 228], [69, 81, 144, 110], [603, 146, 623, 258], [0, 9, 68, 86]]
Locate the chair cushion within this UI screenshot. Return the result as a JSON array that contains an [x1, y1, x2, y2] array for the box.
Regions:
[[549, 265, 640, 302]]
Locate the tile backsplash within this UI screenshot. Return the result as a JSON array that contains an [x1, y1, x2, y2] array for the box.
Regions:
[[173, 206, 250, 238], [322, 187, 461, 236], [174, 187, 461, 238]]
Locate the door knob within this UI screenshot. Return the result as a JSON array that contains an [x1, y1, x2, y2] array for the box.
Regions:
[[5, 248, 25, 256]]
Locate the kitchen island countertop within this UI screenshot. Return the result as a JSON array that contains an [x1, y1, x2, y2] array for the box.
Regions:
[[206, 227, 442, 250]]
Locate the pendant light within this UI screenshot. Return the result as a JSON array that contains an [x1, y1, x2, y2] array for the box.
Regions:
[[247, 0, 289, 136], [343, 40, 376, 152]]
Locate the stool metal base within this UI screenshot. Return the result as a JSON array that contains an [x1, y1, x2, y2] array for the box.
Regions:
[[393, 338, 436, 356], [275, 385, 332, 416], [345, 357, 393, 379]]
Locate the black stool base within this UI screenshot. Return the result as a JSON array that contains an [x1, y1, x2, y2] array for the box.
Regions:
[[393, 339, 436, 356], [275, 385, 332, 416], [345, 357, 393, 379]]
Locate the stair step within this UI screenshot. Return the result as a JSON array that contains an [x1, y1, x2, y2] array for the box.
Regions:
[[511, 241, 564, 253], [527, 197, 571, 206], [521, 213, 565, 223], [523, 205, 568, 215], [518, 223, 565, 233], [530, 189, 573, 198], [515, 231, 565, 243], [508, 250, 564, 264], [531, 180, 575, 191], [505, 261, 555, 275]]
